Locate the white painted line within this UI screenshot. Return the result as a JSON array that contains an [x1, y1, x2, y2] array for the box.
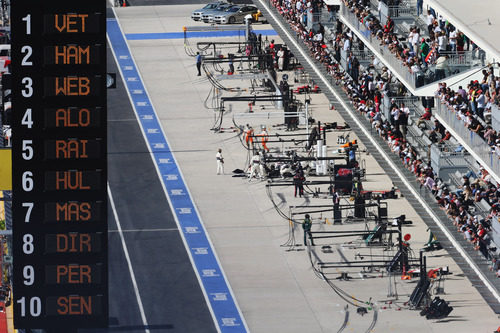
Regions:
[[256, 0, 500, 303], [108, 228, 179, 233], [108, 184, 151, 333]]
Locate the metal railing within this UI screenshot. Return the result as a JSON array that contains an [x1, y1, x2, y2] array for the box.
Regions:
[[435, 99, 500, 179], [439, 51, 476, 66], [491, 104, 500, 132], [388, 5, 416, 19], [430, 144, 470, 179], [339, 49, 372, 69], [382, 95, 420, 119]]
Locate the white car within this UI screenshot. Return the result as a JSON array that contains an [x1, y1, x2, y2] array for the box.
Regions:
[[191, 2, 225, 21], [214, 5, 259, 24], [202, 3, 235, 23]]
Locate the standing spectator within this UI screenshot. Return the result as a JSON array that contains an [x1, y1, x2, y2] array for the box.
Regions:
[[385, 16, 394, 33], [417, 0, 423, 16], [420, 38, 430, 63], [449, 28, 458, 53], [437, 31, 448, 53], [426, 10, 435, 36], [377, 0, 382, 22], [327, 5, 335, 22], [196, 52, 202, 76], [457, 85, 467, 100], [456, 31, 465, 54], [343, 36, 351, 51], [352, 55, 360, 82], [412, 28, 420, 55], [400, 103, 410, 138], [216, 148, 224, 175], [476, 89, 486, 119], [435, 54, 450, 80], [391, 105, 400, 127]]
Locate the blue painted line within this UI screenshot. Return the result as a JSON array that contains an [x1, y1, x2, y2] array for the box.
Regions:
[[126, 29, 277, 40], [107, 17, 248, 333]]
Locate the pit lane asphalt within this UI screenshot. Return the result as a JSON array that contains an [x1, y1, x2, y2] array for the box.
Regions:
[[80, 43, 216, 333]]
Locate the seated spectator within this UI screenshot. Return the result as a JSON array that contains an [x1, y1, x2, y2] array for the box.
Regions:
[[417, 108, 432, 127]]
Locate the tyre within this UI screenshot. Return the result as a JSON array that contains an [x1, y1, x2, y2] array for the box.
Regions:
[[228, 16, 235, 24]]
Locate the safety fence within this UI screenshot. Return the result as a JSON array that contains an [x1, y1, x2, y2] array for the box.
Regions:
[[435, 99, 500, 180]]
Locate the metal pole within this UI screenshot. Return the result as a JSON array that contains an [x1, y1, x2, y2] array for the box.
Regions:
[[305, 101, 309, 137]]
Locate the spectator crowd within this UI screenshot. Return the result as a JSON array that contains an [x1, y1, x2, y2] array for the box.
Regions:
[[342, 0, 486, 86]]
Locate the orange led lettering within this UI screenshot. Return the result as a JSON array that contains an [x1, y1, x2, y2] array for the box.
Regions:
[[55, 202, 92, 221], [55, 45, 90, 65], [57, 296, 92, 315], [54, 14, 89, 33], [55, 139, 89, 159], [56, 233, 92, 252], [56, 171, 91, 190], [55, 108, 91, 127], [55, 77, 90, 96], [56, 265, 92, 284]]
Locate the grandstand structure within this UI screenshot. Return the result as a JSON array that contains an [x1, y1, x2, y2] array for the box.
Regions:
[[338, 0, 500, 180], [253, 0, 500, 313]]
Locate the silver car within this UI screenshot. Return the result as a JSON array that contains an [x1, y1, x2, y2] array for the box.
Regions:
[[191, 2, 226, 21], [201, 3, 235, 23], [214, 5, 259, 24]]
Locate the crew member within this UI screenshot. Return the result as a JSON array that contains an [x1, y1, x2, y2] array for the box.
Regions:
[[293, 170, 305, 197], [216, 148, 224, 175], [277, 47, 285, 71], [196, 52, 202, 76], [228, 54, 235, 74], [244, 124, 254, 148], [259, 126, 269, 152], [259, 152, 267, 180], [249, 152, 261, 181], [302, 214, 314, 246]]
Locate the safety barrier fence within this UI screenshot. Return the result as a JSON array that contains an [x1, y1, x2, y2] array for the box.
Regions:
[[435, 99, 500, 180]]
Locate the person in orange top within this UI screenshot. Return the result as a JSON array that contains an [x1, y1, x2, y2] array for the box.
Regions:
[[259, 126, 269, 152], [244, 124, 254, 148]]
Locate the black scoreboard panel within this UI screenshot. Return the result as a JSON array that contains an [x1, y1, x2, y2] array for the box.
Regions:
[[12, 0, 107, 329]]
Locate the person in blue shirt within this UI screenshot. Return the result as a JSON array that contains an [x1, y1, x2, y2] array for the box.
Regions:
[[196, 52, 202, 76]]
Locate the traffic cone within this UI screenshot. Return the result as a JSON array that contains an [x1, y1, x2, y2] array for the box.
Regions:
[[122, 0, 127, 7]]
